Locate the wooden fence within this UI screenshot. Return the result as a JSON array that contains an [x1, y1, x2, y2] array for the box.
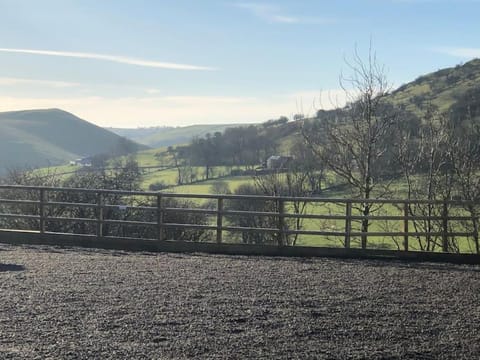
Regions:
[[0, 185, 479, 256]]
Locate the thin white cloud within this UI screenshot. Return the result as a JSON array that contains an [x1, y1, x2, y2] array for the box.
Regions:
[[0, 77, 80, 88], [234, 3, 333, 24], [0, 48, 216, 71], [433, 46, 480, 58], [270, 14, 299, 24], [235, 3, 298, 23]]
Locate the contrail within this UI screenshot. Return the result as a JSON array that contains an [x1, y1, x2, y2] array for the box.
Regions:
[[0, 48, 215, 71]]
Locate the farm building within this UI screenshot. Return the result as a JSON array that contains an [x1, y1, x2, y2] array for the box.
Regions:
[[70, 157, 92, 167], [266, 155, 293, 169]]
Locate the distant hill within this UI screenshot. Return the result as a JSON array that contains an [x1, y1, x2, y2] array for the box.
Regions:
[[389, 58, 480, 116], [108, 123, 247, 148], [0, 109, 146, 175]]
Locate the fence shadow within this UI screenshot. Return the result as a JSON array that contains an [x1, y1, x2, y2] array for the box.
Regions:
[[362, 259, 480, 273], [0, 263, 25, 272]]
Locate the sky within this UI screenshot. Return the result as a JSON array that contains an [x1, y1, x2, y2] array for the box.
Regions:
[[0, 0, 479, 128]]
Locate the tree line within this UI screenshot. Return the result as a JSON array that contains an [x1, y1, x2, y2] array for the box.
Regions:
[[157, 118, 306, 185]]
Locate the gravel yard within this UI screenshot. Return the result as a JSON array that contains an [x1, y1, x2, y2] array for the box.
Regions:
[[1, 244, 480, 359]]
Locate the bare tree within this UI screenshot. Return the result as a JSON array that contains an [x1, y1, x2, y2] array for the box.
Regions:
[[165, 145, 190, 185], [253, 166, 311, 246], [290, 138, 325, 194], [303, 47, 397, 248], [396, 106, 454, 251], [448, 111, 480, 254]]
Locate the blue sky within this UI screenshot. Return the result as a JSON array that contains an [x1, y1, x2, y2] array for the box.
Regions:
[[0, 0, 479, 127]]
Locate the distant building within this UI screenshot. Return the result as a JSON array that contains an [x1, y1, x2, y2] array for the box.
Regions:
[[266, 155, 293, 170], [71, 157, 92, 167]]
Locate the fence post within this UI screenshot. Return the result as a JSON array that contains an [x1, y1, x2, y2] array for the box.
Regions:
[[96, 192, 103, 238], [39, 188, 45, 233], [216, 197, 223, 244], [278, 199, 285, 247], [442, 201, 449, 252], [157, 194, 164, 241], [344, 201, 352, 248], [403, 202, 409, 251]]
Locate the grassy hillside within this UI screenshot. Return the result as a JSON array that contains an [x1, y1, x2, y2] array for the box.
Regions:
[[0, 109, 147, 175], [389, 58, 480, 114], [108, 123, 247, 148]]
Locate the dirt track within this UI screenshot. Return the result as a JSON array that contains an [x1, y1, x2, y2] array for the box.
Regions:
[[1, 244, 480, 359]]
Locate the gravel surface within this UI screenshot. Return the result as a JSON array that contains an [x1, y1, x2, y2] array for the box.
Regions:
[[1, 244, 480, 359]]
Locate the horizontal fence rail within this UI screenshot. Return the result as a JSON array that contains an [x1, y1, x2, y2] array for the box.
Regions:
[[0, 185, 480, 256]]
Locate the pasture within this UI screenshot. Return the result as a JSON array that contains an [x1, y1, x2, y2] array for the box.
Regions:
[[1, 244, 479, 359], [19, 156, 480, 252]]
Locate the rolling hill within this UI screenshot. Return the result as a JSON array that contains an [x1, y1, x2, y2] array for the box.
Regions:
[[108, 123, 247, 148], [0, 109, 146, 175], [389, 58, 480, 115]]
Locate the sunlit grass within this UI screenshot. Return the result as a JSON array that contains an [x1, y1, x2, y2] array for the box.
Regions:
[[166, 176, 254, 194]]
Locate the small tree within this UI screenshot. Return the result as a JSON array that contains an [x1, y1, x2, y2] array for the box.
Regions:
[[225, 184, 279, 245], [448, 111, 480, 254], [396, 106, 455, 251], [190, 133, 218, 180], [0, 169, 62, 231], [304, 47, 398, 248], [166, 145, 190, 185], [253, 165, 312, 245], [290, 138, 325, 194]]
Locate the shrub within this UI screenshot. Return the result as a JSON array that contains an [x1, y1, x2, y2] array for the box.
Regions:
[[225, 184, 279, 245]]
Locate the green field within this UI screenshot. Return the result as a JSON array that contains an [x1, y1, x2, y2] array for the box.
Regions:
[[291, 201, 476, 252], [167, 176, 254, 194], [27, 136, 480, 253], [156, 173, 478, 253]]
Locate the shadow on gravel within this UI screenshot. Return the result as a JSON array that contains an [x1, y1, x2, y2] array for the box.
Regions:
[[21, 245, 132, 257], [363, 260, 480, 273], [0, 263, 25, 272]]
